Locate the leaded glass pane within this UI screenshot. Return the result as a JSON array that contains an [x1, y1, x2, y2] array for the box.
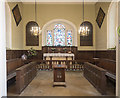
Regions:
[[47, 30, 52, 46], [54, 24, 65, 46], [67, 30, 72, 46]]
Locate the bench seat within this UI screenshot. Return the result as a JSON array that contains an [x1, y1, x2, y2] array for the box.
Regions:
[[84, 62, 107, 95], [106, 72, 116, 82], [7, 72, 16, 81]]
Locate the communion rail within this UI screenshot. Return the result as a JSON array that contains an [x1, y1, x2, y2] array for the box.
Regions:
[[36, 60, 88, 71]]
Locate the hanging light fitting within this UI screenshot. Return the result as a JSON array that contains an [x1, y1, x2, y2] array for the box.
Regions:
[[30, 0, 41, 36], [79, 0, 90, 36]]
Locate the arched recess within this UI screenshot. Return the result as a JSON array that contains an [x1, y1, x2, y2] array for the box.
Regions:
[[107, 2, 117, 49], [80, 21, 93, 46], [26, 21, 39, 46], [5, 3, 12, 49], [42, 19, 77, 46]]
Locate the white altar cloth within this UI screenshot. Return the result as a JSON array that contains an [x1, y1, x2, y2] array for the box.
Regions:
[[43, 53, 74, 57]]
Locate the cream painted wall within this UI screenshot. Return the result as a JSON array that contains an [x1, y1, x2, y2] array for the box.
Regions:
[[6, 2, 12, 49], [95, 2, 110, 50], [8, 2, 24, 50], [7, 2, 113, 51], [23, 4, 96, 50]]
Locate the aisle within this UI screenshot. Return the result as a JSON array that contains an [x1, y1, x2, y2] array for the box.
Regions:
[[8, 71, 101, 96]]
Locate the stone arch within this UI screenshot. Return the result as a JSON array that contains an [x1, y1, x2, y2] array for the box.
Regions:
[[42, 19, 77, 46]]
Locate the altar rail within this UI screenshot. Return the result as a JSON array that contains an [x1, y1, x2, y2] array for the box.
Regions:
[[37, 60, 87, 71]]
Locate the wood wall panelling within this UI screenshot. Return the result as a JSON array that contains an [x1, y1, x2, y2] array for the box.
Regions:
[[76, 50, 116, 61], [6, 50, 116, 61], [95, 50, 116, 60], [6, 50, 42, 60], [76, 51, 95, 60]]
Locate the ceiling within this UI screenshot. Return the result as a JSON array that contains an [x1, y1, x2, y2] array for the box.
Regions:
[[13, 0, 99, 4], [7, 0, 116, 4]]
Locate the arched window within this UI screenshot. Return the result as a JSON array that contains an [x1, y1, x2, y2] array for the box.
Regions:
[[46, 24, 73, 46], [80, 21, 93, 46], [107, 2, 117, 49], [42, 19, 77, 46], [26, 21, 39, 46], [67, 30, 72, 46], [54, 24, 66, 46], [47, 30, 52, 46]]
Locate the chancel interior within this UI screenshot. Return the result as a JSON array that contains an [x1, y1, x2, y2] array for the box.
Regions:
[[5, 1, 117, 96]]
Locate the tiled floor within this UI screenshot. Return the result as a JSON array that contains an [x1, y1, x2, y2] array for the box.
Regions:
[[8, 71, 101, 96]]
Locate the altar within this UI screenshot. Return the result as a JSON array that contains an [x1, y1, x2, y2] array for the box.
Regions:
[[43, 53, 74, 60]]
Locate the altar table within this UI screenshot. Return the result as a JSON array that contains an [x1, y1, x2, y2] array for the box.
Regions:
[[43, 53, 74, 60]]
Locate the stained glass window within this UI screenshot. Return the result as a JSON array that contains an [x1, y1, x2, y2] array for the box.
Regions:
[[46, 24, 73, 46], [67, 30, 72, 46], [47, 30, 52, 46], [54, 24, 65, 46]]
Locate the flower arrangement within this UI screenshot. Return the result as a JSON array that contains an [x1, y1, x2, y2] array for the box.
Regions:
[[27, 48, 37, 58], [63, 48, 67, 53], [51, 48, 56, 52]]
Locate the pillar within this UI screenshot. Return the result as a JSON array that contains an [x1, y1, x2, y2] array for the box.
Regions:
[[116, 1, 120, 97], [0, 0, 7, 97]]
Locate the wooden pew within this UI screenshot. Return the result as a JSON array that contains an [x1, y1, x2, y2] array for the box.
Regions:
[[97, 59, 116, 74], [94, 59, 116, 82], [7, 58, 24, 80], [84, 62, 107, 95], [16, 62, 37, 94]]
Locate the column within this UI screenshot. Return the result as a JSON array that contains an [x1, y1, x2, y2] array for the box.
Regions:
[[0, 0, 7, 97], [116, 1, 120, 97]]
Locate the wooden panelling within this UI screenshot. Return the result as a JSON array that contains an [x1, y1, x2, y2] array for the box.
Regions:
[[6, 50, 42, 60], [76, 51, 95, 61], [95, 50, 116, 60], [76, 50, 116, 61], [36, 50, 43, 60], [84, 62, 107, 95], [42, 46, 77, 53], [6, 50, 27, 60], [6, 50, 116, 61], [16, 62, 37, 94], [7, 58, 23, 75], [97, 59, 116, 74]]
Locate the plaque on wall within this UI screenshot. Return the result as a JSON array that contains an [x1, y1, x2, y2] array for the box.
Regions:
[[12, 4, 22, 26], [96, 7, 105, 28]]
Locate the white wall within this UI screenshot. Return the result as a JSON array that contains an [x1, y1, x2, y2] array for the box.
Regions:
[[6, 2, 12, 49], [0, 0, 7, 97], [107, 2, 117, 49]]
